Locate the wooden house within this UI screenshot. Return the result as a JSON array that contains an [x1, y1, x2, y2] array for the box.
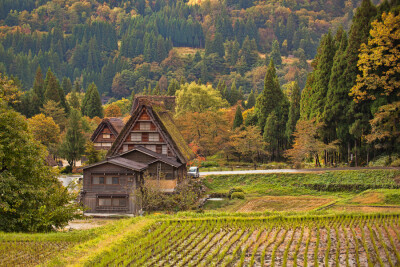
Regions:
[[90, 117, 125, 150], [81, 96, 194, 214]]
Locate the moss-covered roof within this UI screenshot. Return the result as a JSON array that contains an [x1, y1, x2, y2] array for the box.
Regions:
[[153, 109, 195, 162]]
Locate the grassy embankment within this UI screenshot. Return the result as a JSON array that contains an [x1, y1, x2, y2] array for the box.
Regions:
[[202, 169, 400, 212]]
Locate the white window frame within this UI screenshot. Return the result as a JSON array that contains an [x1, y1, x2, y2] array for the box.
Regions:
[[162, 145, 167, 155], [140, 122, 151, 130], [131, 133, 141, 142], [149, 133, 159, 142], [103, 133, 111, 139]]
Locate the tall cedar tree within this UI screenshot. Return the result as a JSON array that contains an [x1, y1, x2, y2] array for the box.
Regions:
[[60, 109, 86, 167], [167, 79, 179, 96], [81, 83, 103, 118], [61, 77, 72, 95], [233, 106, 243, 129], [44, 69, 61, 104], [303, 32, 336, 122], [322, 29, 349, 143], [270, 40, 282, 66], [263, 111, 279, 160], [285, 81, 301, 143], [32, 66, 45, 105], [255, 60, 284, 131], [246, 89, 256, 109]]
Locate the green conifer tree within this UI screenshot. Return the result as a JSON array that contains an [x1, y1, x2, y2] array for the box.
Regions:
[[59, 109, 86, 167], [255, 60, 284, 131], [270, 40, 282, 66], [33, 66, 45, 105], [233, 106, 243, 129], [61, 77, 72, 95], [81, 83, 103, 118], [246, 89, 256, 109], [285, 81, 301, 142], [263, 111, 279, 160], [44, 69, 61, 104]]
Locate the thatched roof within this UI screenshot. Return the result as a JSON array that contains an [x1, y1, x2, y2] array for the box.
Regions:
[[130, 96, 176, 114], [108, 96, 194, 163], [90, 117, 125, 142]]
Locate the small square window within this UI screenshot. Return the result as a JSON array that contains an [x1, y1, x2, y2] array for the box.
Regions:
[[103, 133, 110, 139], [112, 177, 119, 184], [131, 133, 141, 142], [149, 133, 159, 142], [123, 145, 128, 152], [93, 177, 105, 184], [106, 177, 113, 184], [140, 122, 151, 130]]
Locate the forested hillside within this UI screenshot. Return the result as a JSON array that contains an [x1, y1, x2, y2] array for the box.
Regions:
[[0, 0, 362, 115], [0, 0, 399, 169]]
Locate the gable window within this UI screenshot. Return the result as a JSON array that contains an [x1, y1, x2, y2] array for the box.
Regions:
[[162, 145, 167, 155], [156, 145, 162, 154], [105, 177, 119, 185], [93, 177, 105, 184], [149, 133, 159, 142], [102, 143, 112, 147], [123, 145, 128, 152], [103, 133, 110, 139], [131, 133, 141, 142], [94, 143, 102, 147], [140, 122, 151, 130]]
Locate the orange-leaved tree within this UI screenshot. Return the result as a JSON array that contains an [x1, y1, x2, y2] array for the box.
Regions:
[[284, 119, 326, 167]]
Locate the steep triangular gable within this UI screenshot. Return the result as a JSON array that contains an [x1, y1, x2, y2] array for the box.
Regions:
[[91, 118, 122, 142], [108, 105, 183, 161]]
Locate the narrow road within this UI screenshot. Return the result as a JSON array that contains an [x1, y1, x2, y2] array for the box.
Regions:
[[200, 166, 400, 176]]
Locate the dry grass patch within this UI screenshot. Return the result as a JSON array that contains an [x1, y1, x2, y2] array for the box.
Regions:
[[236, 196, 333, 212], [174, 47, 204, 56], [332, 205, 400, 212], [350, 192, 384, 204]]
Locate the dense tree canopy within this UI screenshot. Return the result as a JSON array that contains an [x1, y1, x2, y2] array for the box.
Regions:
[[0, 100, 79, 232]]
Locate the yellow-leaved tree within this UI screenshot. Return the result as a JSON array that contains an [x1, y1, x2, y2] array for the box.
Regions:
[[351, 12, 400, 149]]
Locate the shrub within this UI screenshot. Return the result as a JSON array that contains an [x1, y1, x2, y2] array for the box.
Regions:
[[390, 158, 400, 167], [384, 193, 400, 205], [201, 161, 220, 167], [369, 154, 400, 167], [228, 188, 244, 198], [61, 165, 73, 174], [231, 192, 245, 199]]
